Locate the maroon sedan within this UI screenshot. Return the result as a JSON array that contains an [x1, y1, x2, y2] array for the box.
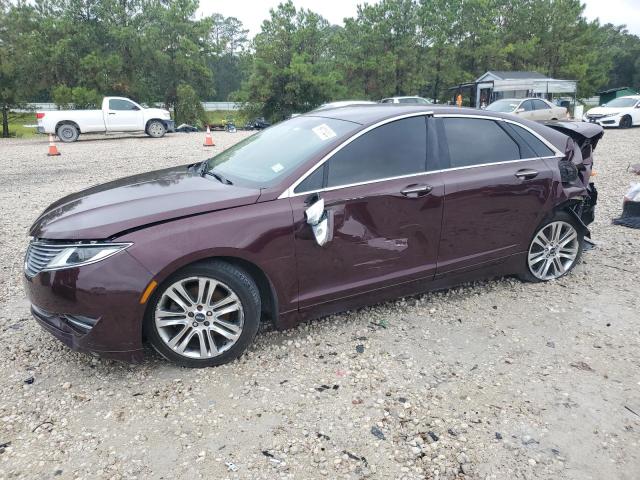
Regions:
[[24, 106, 603, 367]]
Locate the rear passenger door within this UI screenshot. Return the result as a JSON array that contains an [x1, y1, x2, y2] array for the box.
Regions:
[[532, 99, 553, 120], [435, 116, 559, 276]]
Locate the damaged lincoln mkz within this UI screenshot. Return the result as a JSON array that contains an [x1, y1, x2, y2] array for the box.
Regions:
[[24, 106, 603, 367]]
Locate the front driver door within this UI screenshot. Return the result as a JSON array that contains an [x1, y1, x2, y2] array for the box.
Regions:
[[289, 116, 445, 310], [105, 98, 144, 132]]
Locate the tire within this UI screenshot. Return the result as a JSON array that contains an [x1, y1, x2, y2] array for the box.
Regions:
[[146, 120, 166, 138], [56, 123, 79, 142], [619, 115, 632, 129], [520, 211, 583, 283], [144, 261, 261, 367]]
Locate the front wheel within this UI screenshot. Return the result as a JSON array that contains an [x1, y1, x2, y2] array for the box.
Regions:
[[146, 120, 166, 138], [144, 261, 261, 367], [521, 212, 583, 282], [619, 115, 632, 129]]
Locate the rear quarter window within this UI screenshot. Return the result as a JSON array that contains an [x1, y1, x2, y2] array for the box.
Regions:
[[504, 123, 556, 158]]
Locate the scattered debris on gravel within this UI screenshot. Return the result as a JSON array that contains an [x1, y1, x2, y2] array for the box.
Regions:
[[0, 130, 639, 479]]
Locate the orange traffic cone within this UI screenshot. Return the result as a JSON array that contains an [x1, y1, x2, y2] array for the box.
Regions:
[[203, 125, 215, 147], [47, 134, 61, 156]]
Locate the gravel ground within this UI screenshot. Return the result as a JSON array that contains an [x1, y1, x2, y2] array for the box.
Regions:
[[0, 129, 639, 480]]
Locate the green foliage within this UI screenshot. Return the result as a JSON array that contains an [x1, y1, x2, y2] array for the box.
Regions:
[[237, 1, 344, 121], [175, 83, 207, 126], [2, 0, 640, 135], [52, 85, 101, 109]]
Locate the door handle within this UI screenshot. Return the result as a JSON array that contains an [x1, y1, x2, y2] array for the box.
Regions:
[[515, 169, 539, 180], [108, 112, 116, 115], [400, 184, 433, 197]]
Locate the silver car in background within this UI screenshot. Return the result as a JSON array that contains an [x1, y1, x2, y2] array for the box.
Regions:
[[486, 98, 568, 121]]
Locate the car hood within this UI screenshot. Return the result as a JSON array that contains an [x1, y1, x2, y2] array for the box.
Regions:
[[587, 106, 626, 115], [30, 165, 262, 240], [145, 107, 170, 114]]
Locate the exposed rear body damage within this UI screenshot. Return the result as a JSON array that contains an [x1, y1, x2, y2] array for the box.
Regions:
[[543, 121, 604, 234]]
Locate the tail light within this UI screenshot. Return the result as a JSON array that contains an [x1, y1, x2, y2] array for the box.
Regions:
[[558, 158, 579, 183], [36, 112, 45, 119]]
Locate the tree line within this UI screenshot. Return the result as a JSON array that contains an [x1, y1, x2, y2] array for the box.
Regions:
[[1, 0, 640, 136]]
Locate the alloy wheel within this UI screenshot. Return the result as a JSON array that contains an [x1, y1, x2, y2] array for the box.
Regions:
[[527, 221, 579, 281], [148, 122, 165, 137], [154, 276, 244, 359]]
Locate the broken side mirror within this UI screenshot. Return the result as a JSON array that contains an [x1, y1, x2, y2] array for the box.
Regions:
[[305, 197, 332, 246], [305, 197, 324, 226]]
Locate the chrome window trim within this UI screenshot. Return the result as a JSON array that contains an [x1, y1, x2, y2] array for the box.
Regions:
[[278, 112, 564, 199]]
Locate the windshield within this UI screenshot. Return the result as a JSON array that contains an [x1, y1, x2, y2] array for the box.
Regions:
[[604, 98, 638, 108], [486, 100, 519, 112], [203, 116, 359, 187]]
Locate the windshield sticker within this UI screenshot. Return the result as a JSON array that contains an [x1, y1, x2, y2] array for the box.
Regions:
[[271, 163, 284, 173], [312, 124, 337, 141]]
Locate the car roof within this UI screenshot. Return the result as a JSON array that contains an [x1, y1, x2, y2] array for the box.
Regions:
[[382, 96, 425, 100], [304, 104, 502, 125], [316, 100, 377, 110], [303, 104, 570, 151], [493, 98, 549, 102]]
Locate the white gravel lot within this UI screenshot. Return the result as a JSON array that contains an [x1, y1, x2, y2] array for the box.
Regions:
[[0, 128, 639, 480]]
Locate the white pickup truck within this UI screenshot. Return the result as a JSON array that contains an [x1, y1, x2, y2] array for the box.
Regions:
[[36, 97, 175, 142]]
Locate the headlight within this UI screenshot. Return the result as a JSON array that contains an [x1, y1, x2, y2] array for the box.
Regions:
[[45, 242, 131, 270], [602, 112, 619, 118]]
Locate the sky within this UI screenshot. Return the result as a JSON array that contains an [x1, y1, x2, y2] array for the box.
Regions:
[[197, 0, 640, 36]]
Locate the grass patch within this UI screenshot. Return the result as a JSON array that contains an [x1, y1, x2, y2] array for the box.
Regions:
[[3, 112, 39, 138], [204, 110, 250, 127]]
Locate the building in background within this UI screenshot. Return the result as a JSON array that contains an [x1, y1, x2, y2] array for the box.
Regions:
[[450, 71, 577, 110]]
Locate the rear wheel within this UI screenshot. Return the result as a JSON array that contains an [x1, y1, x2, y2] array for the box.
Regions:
[[144, 261, 261, 367], [521, 212, 583, 282], [620, 115, 632, 129], [56, 123, 79, 142], [146, 120, 166, 138]]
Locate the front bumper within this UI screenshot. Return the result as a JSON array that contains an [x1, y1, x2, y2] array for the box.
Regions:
[[23, 250, 154, 362], [583, 116, 620, 127], [162, 120, 176, 132]]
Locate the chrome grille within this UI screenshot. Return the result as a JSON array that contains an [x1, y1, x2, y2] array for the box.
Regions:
[[24, 241, 66, 277]]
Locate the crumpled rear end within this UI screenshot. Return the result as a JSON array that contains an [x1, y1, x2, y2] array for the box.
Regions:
[[544, 121, 604, 229]]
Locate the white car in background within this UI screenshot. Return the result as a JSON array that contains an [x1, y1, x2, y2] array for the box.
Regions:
[[486, 98, 568, 121], [36, 97, 174, 142], [380, 96, 432, 104], [583, 95, 640, 128]]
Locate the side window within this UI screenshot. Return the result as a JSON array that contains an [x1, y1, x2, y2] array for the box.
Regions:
[[504, 123, 555, 158], [398, 98, 419, 104], [109, 99, 138, 111], [521, 100, 534, 111], [442, 118, 520, 168], [325, 117, 427, 188], [532, 99, 550, 110], [294, 166, 324, 194]]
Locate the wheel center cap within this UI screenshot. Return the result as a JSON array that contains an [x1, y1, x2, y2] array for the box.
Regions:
[[194, 312, 206, 322]]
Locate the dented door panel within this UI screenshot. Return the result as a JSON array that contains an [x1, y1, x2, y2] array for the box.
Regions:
[[291, 174, 444, 309]]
